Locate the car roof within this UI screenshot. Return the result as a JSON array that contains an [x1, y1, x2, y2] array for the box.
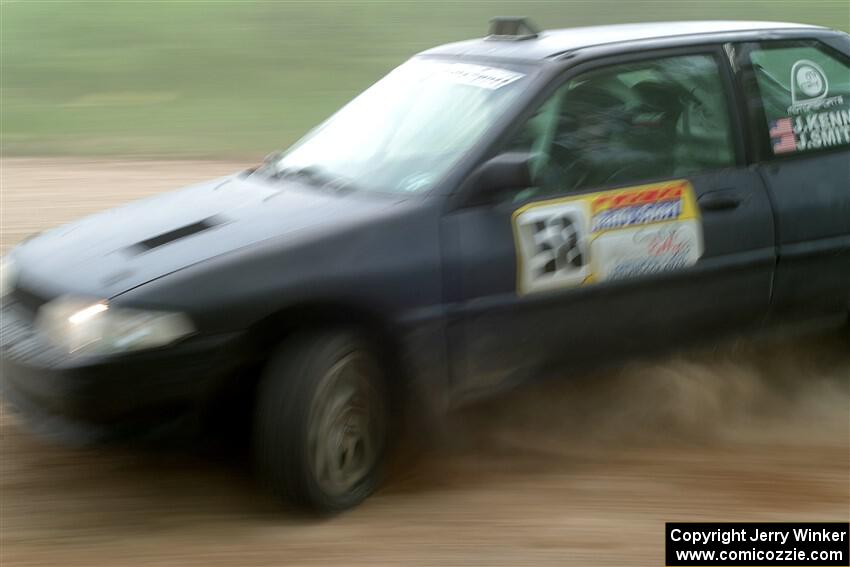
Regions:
[[420, 20, 827, 61]]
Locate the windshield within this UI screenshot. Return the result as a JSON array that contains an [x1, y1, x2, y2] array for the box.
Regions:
[[269, 58, 531, 194]]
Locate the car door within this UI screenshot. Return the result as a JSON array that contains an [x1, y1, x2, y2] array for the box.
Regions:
[[442, 47, 777, 402], [735, 38, 850, 323]]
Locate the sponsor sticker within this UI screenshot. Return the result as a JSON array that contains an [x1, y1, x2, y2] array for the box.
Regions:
[[590, 182, 686, 232], [593, 223, 701, 282], [787, 59, 843, 115], [769, 59, 850, 155], [423, 61, 524, 90], [513, 180, 703, 295], [390, 60, 525, 91]]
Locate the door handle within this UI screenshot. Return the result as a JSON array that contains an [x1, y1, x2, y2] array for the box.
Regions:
[[698, 190, 743, 211]]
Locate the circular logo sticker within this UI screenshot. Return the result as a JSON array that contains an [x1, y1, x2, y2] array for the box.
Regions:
[[795, 64, 826, 98]]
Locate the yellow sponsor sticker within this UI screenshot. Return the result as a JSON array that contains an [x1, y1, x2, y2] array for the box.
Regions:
[[512, 180, 703, 295]]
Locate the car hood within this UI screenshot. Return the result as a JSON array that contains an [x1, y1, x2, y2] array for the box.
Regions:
[[13, 174, 398, 299]]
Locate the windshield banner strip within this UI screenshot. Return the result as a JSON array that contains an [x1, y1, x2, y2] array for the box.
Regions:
[[432, 62, 525, 90]]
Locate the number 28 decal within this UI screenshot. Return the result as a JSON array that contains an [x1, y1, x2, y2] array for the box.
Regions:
[[512, 180, 704, 295]]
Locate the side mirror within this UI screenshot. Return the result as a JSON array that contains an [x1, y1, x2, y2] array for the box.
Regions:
[[467, 152, 533, 205]]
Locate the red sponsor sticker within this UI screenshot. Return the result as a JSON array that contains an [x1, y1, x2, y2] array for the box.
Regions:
[[591, 181, 686, 215]]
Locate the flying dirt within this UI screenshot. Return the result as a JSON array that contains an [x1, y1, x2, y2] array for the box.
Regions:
[[1, 159, 848, 567]]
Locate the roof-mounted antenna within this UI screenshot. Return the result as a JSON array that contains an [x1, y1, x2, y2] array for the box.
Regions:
[[487, 17, 540, 41]]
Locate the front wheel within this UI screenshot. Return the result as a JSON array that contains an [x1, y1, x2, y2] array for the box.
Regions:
[[254, 330, 388, 513]]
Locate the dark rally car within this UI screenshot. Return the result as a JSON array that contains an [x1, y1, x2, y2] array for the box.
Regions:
[[2, 19, 849, 512]]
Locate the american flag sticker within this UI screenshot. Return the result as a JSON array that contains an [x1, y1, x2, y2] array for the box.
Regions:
[[769, 117, 798, 154]]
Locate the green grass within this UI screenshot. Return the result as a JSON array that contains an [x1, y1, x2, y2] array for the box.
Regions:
[[2, 1, 848, 158]]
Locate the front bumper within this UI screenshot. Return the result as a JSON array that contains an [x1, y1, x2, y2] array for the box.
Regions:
[[1, 299, 245, 444]]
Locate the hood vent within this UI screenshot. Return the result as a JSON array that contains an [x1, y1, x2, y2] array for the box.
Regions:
[[128, 216, 226, 254]]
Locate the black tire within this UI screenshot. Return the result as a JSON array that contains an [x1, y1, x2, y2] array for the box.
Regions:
[[254, 330, 388, 513]]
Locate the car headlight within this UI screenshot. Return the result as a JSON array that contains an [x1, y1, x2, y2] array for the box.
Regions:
[[35, 297, 195, 355], [0, 255, 17, 298]]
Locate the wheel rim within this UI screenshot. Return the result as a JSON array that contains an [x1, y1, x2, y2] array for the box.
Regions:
[[308, 351, 383, 498]]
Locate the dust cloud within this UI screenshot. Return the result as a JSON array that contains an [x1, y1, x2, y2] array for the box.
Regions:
[[447, 331, 849, 453]]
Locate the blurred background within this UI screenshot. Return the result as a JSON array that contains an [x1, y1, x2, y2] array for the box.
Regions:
[[3, 1, 849, 159], [1, 2, 849, 567]]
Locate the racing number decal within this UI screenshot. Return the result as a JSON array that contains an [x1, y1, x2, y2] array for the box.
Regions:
[[512, 180, 704, 295]]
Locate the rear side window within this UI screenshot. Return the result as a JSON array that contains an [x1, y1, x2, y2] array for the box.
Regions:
[[749, 42, 850, 155]]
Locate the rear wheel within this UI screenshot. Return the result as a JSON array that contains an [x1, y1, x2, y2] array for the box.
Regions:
[[254, 330, 388, 513]]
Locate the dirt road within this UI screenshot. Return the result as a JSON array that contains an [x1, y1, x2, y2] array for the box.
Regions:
[[1, 159, 848, 566]]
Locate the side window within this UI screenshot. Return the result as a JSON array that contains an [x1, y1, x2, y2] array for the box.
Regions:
[[509, 54, 735, 199], [748, 42, 850, 156]]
